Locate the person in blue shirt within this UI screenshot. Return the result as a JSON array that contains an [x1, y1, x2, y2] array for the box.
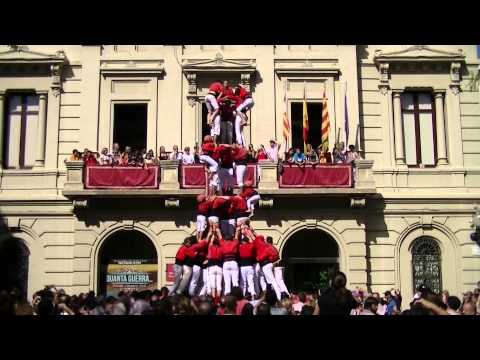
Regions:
[[292, 147, 306, 165], [384, 290, 398, 315]]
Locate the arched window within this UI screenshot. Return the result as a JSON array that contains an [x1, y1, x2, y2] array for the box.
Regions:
[[411, 236, 442, 294]]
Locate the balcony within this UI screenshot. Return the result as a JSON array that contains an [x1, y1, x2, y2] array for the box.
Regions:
[[62, 159, 376, 209]]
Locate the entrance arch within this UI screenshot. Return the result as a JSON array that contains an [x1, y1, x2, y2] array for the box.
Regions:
[[97, 230, 158, 296], [281, 229, 340, 293], [0, 236, 30, 297]]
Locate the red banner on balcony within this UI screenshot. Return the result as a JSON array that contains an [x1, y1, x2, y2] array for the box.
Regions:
[[85, 166, 159, 189], [181, 164, 257, 189], [279, 164, 352, 188]]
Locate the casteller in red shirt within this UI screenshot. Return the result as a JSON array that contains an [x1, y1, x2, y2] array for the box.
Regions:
[[220, 238, 239, 261], [208, 82, 224, 96], [207, 242, 223, 265], [238, 241, 256, 266], [175, 245, 189, 266], [197, 196, 212, 216]]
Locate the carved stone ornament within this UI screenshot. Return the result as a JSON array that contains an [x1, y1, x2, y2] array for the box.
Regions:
[[350, 198, 366, 208], [187, 96, 197, 107], [187, 73, 197, 94], [450, 62, 461, 95], [259, 199, 274, 208], [73, 200, 88, 209], [50, 64, 63, 97], [165, 198, 180, 208], [378, 63, 390, 95], [215, 52, 223, 65], [240, 73, 251, 91], [7, 45, 29, 52]]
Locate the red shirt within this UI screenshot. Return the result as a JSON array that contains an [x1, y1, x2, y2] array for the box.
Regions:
[[209, 82, 224, 95], [230, 195, 249, 213], [212, 196, 232, 219], [253, 235, 269, 263], [238, 242, 255, 260], [202, 142, 216, 156], [266, 243, 280, 263], [257, 151, 268, 160], [240, 187, 257, 199], [220, 238, 239, 258], [220, 86, 234, 99], [237, 86, 250, 101], [207, 244, 223, 261], [175, 245, 189, 264], [232, 147, 248, 161], [85, 155, 98, 166], [191, 240, 209, 264], [214, 144, 233, 168], [197, 199, 212, 216]]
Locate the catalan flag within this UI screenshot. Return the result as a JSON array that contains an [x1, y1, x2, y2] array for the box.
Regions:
[[321, 89, 330, 152], [282, 80, 290, 146], [302, 82, 309, 153]]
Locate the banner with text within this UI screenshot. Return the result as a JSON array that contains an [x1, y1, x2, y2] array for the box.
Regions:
[[106, 259, 157, 297]]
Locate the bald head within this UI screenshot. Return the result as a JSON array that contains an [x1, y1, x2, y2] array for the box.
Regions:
[[198, 301, 213, 315], [462, 302, 477, 315]]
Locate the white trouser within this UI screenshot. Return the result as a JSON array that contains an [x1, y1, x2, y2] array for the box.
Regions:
[[235, 164, 246, 188], [199, 155, 218, 173], [208, 265, 223, 293], [236, 98, 254, 113], [218, 167, 234, 192], [240, 265, 256, 296], [274, 266, 289, 296], [205, 94, 219, 112], [222, 260, 239, 295], [262, 262, 282, 301], [247, 194, 261, 211], [189, 265, 202, 296], [176, 265, 193, 294], [234, 115, 246, 146], [199, 267, 210, 296], [169, 264, 183, 295], [196, 215, 207, 233], [210, 114, 221, 136], [255, 263, 267, 294]]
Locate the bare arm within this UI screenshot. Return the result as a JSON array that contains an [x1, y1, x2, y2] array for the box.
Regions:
[[416, 298, 449, 315]]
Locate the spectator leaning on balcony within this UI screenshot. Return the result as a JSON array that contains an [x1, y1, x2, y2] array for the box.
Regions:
[[305, 143, 318, 164], [99, 147, 112, 165], [83, 149, 98, 166], [265, 139, 280, 162], [158, 146, 169, 161], [182, 146, 195, 165], [170, 145, 183, 161], [292, 147, 306, 165], [256, 145, 268, 161], [332, 142, 346, 164], [144, 149, 156, 166], [247, 144, 257, 163], [68, 149, 81, 161], [345, 144, 360, 164]]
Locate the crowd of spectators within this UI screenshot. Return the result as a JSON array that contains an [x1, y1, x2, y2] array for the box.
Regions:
[[2, 277, 478, 316]]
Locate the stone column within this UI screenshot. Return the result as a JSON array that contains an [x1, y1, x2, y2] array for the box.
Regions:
[[392, 92, 406, 165], [0, 93, 5, 168], [258, 160, 279, 190], [35, 93, 48, 167], [159, 160, 180, 190], [434, 92, 448, 165]]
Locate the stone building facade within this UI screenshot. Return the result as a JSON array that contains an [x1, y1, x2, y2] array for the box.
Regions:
[[0, 45, 479, 301]]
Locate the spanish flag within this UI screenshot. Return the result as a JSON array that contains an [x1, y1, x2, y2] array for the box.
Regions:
[[321, 89, 330, 152], [302, 83, 309, 153]]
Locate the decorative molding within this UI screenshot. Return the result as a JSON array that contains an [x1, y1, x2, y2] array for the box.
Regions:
[[187, 96, 197, 107], [99, 59, 165, 76], [182, 56, 257, 72], [50, 64, 63, 97], [374, 45, 465, 63], [240, 73, 251, 92]]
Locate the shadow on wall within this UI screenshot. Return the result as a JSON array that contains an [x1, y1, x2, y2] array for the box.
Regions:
[[0, 213, 30, 297]]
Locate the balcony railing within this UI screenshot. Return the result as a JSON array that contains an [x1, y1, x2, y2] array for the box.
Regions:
[[63, 159, 375, 196]]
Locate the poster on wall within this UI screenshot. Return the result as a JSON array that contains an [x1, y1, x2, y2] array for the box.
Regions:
[[166, 263, 175, 282], [106, 259, 157, 297]]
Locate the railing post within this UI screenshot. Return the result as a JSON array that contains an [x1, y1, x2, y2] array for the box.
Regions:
[[64, 160, 85, 191], [258, 160, 279, 190], [354, 159, 375, 189], [159, 160, 180, 190]]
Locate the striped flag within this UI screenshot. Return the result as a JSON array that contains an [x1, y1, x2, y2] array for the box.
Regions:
[[302, 82, 309, 153], [282, 80, 290, 146], [321, 89, 330, 152], [344, 82, 349, 145]]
